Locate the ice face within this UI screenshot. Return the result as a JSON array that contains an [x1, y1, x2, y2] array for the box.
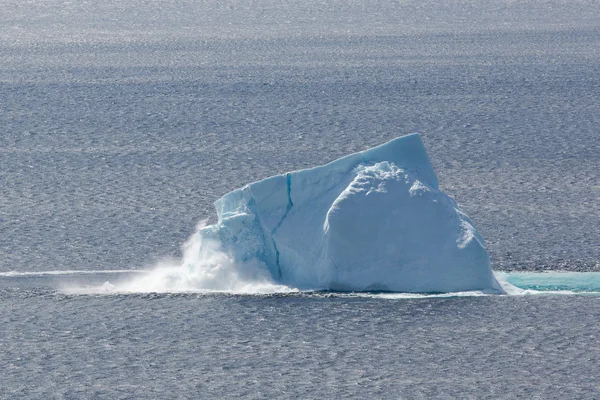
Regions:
[[201, 133, 502, 293]]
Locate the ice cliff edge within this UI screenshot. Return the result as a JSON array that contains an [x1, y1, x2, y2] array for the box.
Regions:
[[201, 133, 503, 293]]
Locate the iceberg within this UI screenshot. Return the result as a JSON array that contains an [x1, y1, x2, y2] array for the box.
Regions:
[[201, 133, 503, 293]]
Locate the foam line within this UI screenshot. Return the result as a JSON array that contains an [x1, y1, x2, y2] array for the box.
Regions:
[[0, 270, 144, 277]]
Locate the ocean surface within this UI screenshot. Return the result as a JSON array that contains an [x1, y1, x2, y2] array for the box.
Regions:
[[1, 0, 599, 398]]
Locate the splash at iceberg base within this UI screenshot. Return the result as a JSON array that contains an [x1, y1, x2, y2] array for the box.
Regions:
[[201, 133, 503, 294]]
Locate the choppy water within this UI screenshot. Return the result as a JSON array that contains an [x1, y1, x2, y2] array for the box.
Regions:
[[1, 0, 599, 397]]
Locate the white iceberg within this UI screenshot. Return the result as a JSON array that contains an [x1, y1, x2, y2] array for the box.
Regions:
[[201, 133, 503, 293]]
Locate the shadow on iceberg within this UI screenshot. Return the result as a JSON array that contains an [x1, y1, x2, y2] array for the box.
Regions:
[[201, 133, 503, 294]]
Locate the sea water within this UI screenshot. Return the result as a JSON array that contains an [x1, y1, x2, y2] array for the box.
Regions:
[[1, 0, 599, 397]]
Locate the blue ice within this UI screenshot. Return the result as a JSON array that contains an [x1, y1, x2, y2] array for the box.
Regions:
[[201, 133, 502, 293]]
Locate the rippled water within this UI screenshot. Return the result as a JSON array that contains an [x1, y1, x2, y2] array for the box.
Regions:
[[1, 0, 599, 397], [2, 275, 600, 399]]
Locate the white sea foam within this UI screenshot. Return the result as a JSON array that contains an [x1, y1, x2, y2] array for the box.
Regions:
[[61, 221, 295, 295]]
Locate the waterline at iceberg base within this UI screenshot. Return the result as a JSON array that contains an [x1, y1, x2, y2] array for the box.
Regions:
[[201, 133, 503, 294]]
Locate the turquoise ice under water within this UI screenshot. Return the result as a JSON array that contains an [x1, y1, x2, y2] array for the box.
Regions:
[[499, 272, 600, 294]]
